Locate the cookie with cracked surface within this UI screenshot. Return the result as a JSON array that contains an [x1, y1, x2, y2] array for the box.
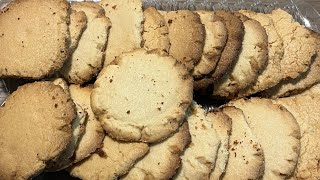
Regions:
[[69, 10, 87, 52], [192, 11, 228, 78], [194, 10, 244, 90], [269, 9, 317, 79], [238, 10, 284, 97], [61, 2, 111, 84], [91, 49, 193, 143], [0, 0, 70, 79], [163, 10, 205, 71], [174, 104, 221, 180], [273, 84, 320, 179], [261, 32, 320, 98], [121, 122, 190, 180], [100, 0, 143, 66], [69, 85, 105, 163], [229, 98, 301, 180], [207, 111, 232, 180], [143, 7, 170, 54], [69, 135, 149, 180], [0, 82, 75, 179], [212, 13, 268, 99], [221, 106, 264, 180]]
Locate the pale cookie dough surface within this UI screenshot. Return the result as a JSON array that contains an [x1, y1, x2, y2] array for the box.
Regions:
[[121, 122, 190, 180], [69, 136, 149, 180], [100, 0, 143, 66], [269, 9, 317, 79], [0, 82, 75, 180], [0, 0, 70, 79], [143, 7, 170, 54], [175, 104, 220, 180], [230, 98, 301, 180], [221, 106, 264, 180], [261, 33, 320, 98], [163, 10, 205, 71], [91, 49, 193, 143], [273, 84, 320, 180], [61, 2, 111, 84], [69, 85, 105, 163], [69, 10, 87, 52], [213, 14, 268, 98], [192, 11, 228, 78], [239, 10, 284, 96], [207, 111, 232, 180], [194, 10, 244, 90]]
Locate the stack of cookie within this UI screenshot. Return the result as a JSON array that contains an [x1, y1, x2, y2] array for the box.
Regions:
[[1, 0, 320, 179]]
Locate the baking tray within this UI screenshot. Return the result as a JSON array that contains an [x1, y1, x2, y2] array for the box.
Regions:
[[0, 0, 319, 179]]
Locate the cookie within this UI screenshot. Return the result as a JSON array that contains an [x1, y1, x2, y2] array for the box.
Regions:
[[46, 78, 87, 171], [212, 13, 268, 99], [273, 84, 320, 179], [269, 9, 317, 79], [143, 7, 170, 54], [69, 85, 105, 163], [192, 11, 228, 78], [238, 10, 284, 96], [121, 122, 190, 180], [69, 10, 87, 52], [230, 98, 301, 179], [221, 106, 264, 180], [69, 135, 149, 180], [261, 32, 320, 98], [194, 10, 244, 90], [91, 49, 193, 143], [0, 0, 70, 79], [163, 10, 205, 71], [61, 2, 111, 84], [100, 0, 143, 66], [175, 104, 221, 180], [0, 82, 75, 179], [207, 111, 232, 180]]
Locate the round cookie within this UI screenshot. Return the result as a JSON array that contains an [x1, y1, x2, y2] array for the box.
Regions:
[[238, 10, 284, 96], [68, 10, 87, 52], [229, 98, 301, 180], [221, 106, 264, 180], [163, 10, 205, 71], [61, 2, 111, 84], [0, 0, 70, 79], [212, 13, 268, 99], [100, 0, 144, 66], [69, 135, 149, 180], [69, 85, 105, 163], [207, 111, 232, 180], [121, 122, 190, 180], [194, 10, 244, 90], [0, 82, 75, 179], [273, 84, 320, 179], [261, 32, 320, 98], [91, 49, 193, 143], [192, 11, 228, 78], [175, 104, 221, 180], [269, 9, 317, 79], [143, 7, 170, 54]]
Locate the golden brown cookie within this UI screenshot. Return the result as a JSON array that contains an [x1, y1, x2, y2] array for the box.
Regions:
[[0, 82, 75, 179], [91, 49, 193, 143], [192, 11, 228, 78], [194, 10, 244, 90], [0, 0, 70, 79], [163, 10, 205, 71], [143, 7, 170, 54], [100, 0, 144, 66]]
